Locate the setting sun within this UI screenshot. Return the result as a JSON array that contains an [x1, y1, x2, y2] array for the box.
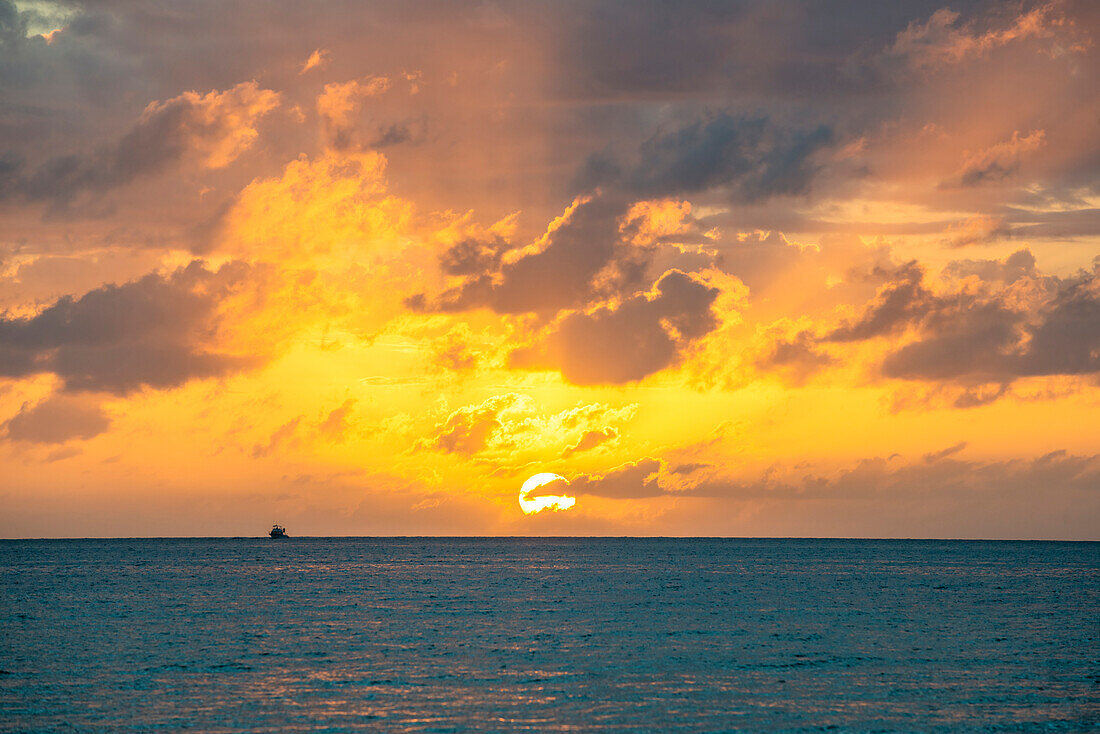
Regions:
[[519, 473, 576, 515]]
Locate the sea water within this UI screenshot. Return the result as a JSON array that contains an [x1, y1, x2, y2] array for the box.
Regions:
[[1, 538, 1097, 732]]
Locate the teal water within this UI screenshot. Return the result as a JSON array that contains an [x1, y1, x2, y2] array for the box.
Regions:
[[1, 538, 1097, 732]]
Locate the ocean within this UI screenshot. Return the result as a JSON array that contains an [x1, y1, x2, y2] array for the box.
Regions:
[[1, 538, 1097, 732]]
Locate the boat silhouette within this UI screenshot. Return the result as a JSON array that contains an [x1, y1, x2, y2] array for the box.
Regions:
[[269, 524, 288, 538]]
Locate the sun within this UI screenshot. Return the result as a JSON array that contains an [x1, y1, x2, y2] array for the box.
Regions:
[[519, 473, 576, 515]]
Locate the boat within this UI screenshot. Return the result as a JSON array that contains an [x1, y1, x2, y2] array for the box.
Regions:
[[269, 524, 288, 538]]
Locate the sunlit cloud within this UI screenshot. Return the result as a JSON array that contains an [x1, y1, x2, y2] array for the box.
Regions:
[[299, 48, 331, 75]]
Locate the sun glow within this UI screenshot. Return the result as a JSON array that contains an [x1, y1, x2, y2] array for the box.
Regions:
[[519, 473, 576, 515]]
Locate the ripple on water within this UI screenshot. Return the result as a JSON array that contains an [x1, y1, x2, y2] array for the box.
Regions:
[[0, 538, 1097, 732]]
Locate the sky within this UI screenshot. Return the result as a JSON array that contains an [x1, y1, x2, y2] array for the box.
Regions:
[[0, 0, 1098, 538]]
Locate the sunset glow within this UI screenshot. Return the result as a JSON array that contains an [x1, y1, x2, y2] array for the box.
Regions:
[[0, 0, 1097, 538]]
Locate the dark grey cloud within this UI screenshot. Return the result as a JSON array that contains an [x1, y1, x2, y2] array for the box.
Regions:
[[510, 269, 719, 384], [826, 253, 1100, 385], [0, 79, 277, 213], [407, 115, 838, 322], [580, 113, 834, 203], [1014, 268, 1100, 377], [437, 236, 509, 278], [554, 0, 980, 98], [942, 249, 1039, 285], [408, 195, 645, 315], [2, 393, 110, 443], [880, 297, 1023, 382], [0, 260, 262, 394], [368, 118, 426, 149], [827, 261, 933, 342], [555, 1, 747, 95], [492, 196, 637, 313], [1004, 208, 1100, 239]]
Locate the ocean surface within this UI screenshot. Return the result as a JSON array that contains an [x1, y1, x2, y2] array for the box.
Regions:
[[1, 539, 1097, 732]]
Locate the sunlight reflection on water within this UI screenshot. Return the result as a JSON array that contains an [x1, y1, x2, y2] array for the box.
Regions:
[[1, 538, 1097, 731]]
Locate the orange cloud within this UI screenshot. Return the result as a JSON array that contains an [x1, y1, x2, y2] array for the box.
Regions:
[[890, 3, 1080, 72], [940, 215, 1011, 247], [218, 149, 412, 267], [416, 394, 636, 460], [300, 48, 331, 74], [139, 81, 282, 169], [943, 130, 1046, 188], [316, 76, 392, 148], [0, 81, 279, 209]]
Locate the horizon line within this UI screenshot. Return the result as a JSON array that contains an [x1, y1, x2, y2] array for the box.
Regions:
[[3, 535, 1097, 542]]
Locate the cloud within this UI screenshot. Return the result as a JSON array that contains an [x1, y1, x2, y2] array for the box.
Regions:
[[251, 416, 304, 458], [511, 269, 721, 384], [318, 398, 356, 440], [0, 260, 265, 394], [670, 462, 710, 476], [561, 427, 618, 458], [923, 441, 968, 463], [300, 48, 331, 74], [824, 253, 1100, 386], [688, 449, 1100, 505], [884, 298, 1025, 383], [571, 458, 664, 498], [1005, 207, 1100, 239], [436, 235, 509, 278], [555, 1, 746, 95], [827, 262, 934, 342], [887, 4, 1078, 73], [942, 130, 1046, 188], [755, 328, 834, 384], [552, 0, 942, 99], [944, 249, 1042, 285], [709, 230, 808, 295], [316, 76, 392, 149], [215, 149, 413, 268], [253, 399, 359, 457], [1013, 265, 1100, 377], [879, 290, 1051, 384], [417, 394, 636, 458], [417, 394, 527, 455], [0, 81, 280, 208], [940, 215, 1012, 248], [581, 113, 834, 203], [558, 447, 1099, 534], [2, 393, 110, 443], [405, 115, 834, 322], [766, 249, 1100, 396], [429, 324, 483, 373], [408, 195, 638, 315]]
